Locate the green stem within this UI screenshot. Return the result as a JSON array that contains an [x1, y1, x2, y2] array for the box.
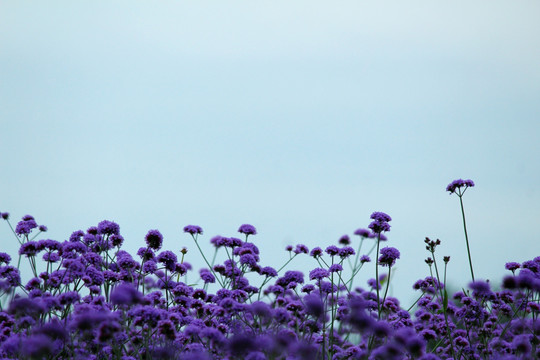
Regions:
[[375, 233, 381, 319], [459, 194, 475, 282]]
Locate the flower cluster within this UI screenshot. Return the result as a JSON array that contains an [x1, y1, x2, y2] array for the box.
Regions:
[[0, 179, 538, 359]]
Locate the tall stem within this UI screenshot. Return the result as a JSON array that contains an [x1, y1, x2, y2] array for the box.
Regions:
[[375, 233, 381, 319], [459, 194, 475, 282]]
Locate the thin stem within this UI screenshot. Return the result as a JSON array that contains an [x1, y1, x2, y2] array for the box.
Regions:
[[192, 235, 225, 288], [381, 266, 392, 312], [375, 233, 381, 319], [459, 194, 475, 282]]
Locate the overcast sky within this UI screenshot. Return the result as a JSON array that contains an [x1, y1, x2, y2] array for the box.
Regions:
[[1, 1, 539, 303]]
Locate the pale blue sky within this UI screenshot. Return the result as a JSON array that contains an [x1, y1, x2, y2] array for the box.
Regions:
[[1, 1, 539, 303]]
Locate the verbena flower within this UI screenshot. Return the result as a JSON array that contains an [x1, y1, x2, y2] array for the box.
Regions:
[[145, 229, 163, 250], [325, 245, 339, 256], [0, 252, 12, 265], [354, 228, 373, 238], [338, 235, 350, 245], [378, 247, 400, 267], [309, 268, 330, 280], [184, 225, 203, 235], [293, 244, 309, 254], [446, 178, 475, 194], [329, 264, 343, 273], [360, 255, 371, 263], [15, 215, 38, 236], [238, 224, 257, 235], [97, 220, 120, 235], [199, 268, 216, 284]]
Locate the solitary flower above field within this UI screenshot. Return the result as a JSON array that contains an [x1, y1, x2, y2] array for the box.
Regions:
[[446, 178, 475, 195], [238, 224, 257, 235], [184, 225, 203, 235]]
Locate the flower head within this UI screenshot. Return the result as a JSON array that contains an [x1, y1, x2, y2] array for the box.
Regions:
[[446, 178, 475, 195], [368, 211, 392, 234], [354, 228, 373, 238], [378, 247, 400, 267], [110, 283, 143, 306], [200, 268, 216, 284], [145, 229, 163, 250], [238, 224, 257, 236], [15, 216, 38, 236], [97, 220, 120, 235], [339, 235, 350, 245], [309, 268, 330, 280], [184, 225, 203, 235]]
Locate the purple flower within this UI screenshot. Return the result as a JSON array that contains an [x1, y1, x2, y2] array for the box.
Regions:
[[309, 268, 330, 280], [368, 211, 392, 234], [1, 212, 9, 220], [310, 247, 323, 258], [276, 271, 304, 287], [20, 334, 54, 359], [15, 216, 38, 236], [369, 220, 391, 234], [157, 320, 176, 341], [329, 264, 343, 272], [238, 224, 257, 236], [156, 250, 178, 271], [239, 254, 258, 268], [360, 255, 371, 263], [370, 212, 392, 222], [199, 268, 216, 284], [354, 228, 373, 238], [145, 229, 163, 250], [19, 241, 41, 256], [260, 266, 278, 277], [325, 245, 340, 256], [0, 252, 11, 265], [58, 291, 81, 306], [69, 230, 84, 242], [446, 178, 475, 194], [294, 244, 309, 254], [137, 247, 155, 261], [210, 235, 229, 248], [338, 246, 355, 259], [469, 280, 493, 298], [304, 294, 324, 318], [378, 247, 400, 267], [110, 283, 143, 306], [110, 234, 124, 247], [38, 225, 47, 232], [184, 225, 203, 235], [512, 334, 532, 354], [339, 235, 350, 245], [142, 260, 157, 274], [97, 220, 120, 235]]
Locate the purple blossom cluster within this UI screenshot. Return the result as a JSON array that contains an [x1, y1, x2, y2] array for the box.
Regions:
[[0, 180, 538, 359]]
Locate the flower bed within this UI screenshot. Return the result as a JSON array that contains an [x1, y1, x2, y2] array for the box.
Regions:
[[0, 179, 538, 359]]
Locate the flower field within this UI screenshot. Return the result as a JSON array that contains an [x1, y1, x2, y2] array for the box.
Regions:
[[0, 180, 538, 359]]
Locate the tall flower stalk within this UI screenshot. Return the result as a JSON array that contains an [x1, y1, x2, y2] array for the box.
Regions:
[[368, 211, 392, 319], [447, 178, 475, 282]]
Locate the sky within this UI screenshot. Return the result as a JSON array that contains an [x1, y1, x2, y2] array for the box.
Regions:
[[1, 1, 540, 304]]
